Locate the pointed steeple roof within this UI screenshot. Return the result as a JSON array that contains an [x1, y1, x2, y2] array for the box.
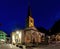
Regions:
[[28, 6, 32, 16], [26, 0, 34, 28], [28, 0, 32, 17]]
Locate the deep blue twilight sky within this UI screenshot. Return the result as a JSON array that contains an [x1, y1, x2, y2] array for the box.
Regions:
[[0, 0, 60, 35]]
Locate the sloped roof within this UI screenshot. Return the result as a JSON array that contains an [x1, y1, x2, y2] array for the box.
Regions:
[[0, 30, 7, 35]]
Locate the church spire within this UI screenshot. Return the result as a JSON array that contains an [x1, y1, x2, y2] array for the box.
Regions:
[[28, 6, 31, 16], [26, 0, 34, 28], [28, 0, 32, 17]]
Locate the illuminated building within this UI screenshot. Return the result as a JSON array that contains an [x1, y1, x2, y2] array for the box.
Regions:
[[11, 6, 45, 45], [24, 6, 45, 44], [0, 31, 7, 42], [56, 33, 60, 41], [11, 30, 24, 44]]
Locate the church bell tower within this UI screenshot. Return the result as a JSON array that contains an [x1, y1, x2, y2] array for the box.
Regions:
[[26, 6, 34, 28]]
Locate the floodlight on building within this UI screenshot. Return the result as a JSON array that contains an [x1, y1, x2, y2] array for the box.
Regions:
[[16, 30, 19, 34]]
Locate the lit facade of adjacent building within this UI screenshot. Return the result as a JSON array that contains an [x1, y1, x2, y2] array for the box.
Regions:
[[0, 31, 7, 42], [56, 33, 60, 41], [11, 30, 24, 44]]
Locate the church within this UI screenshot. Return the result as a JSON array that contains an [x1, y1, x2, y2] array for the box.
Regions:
[[24, 6, 45, 44], [11, 6, 45, 45]]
